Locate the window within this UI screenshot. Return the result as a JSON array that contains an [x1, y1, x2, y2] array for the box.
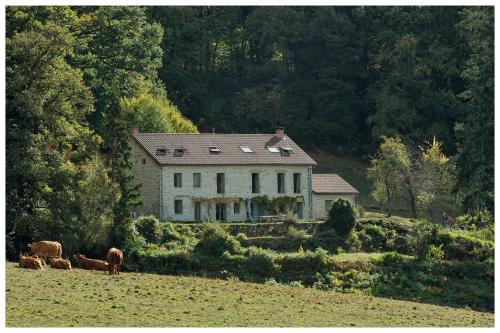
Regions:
[[155, 147, 167, 156], [252, 173, 260, 193], [194, 202, 201, 221], [293, 173, 301, 193], [240, 146, 253, 153], [280, 147, 293, 156], [174, 173, 182, 187], [234, 202, 240, 214], [193, 173, 201, 188], [325, 200, 333, 212], [173, 147, 185, 157], [217, 173, 225, 193], [277, 173, 285, 193], [209, 147, 221, 154], [267, 146, 280, 153], [216, 203, 227, 221], [142, 157, 146, 165], [174, 200, 183, 214]]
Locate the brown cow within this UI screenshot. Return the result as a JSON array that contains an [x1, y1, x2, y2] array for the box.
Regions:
[[30, 254, 46, 267], [19, 254, 43, 270], [73, 253, 108, 271], [106, 248, 124, 275], [51, 258, 72, 270], [28, 241, 62, 263]]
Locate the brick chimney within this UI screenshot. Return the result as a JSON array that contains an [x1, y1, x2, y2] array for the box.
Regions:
[[275, 127, 285, 138], [131, 127, 139, 134]]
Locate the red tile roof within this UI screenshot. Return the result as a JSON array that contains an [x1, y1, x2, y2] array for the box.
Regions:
[[131, 133, 317, 166], [312, 174, 358, 194]]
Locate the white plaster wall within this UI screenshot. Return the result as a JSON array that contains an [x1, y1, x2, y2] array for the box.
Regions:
[[312, 193, 356, 220], [160, 165, 312, 221]]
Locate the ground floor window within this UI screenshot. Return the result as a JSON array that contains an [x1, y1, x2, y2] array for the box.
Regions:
[[194, 201, 201, 221], [234, 202, 240, 214], [174, 199, 183, 214], [216, 203, 227, 221], [251, 202, 265, 219], [294, 202, 303, 219]]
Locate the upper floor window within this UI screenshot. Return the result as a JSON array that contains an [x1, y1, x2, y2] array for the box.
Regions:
[[193, 173, 201, 188], [174, 173, 182, 187], [277, 173, 285, 193], [293, 173, 301, 193], [217, 173, 225, 194], [252, 173, 260, 193]]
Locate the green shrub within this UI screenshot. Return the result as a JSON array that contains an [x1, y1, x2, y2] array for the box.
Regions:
[[124, 247, 200, 274], [235, 232, 248, 242], [431, 231, 494, 261], [322, 199, 357, 237], [345, 232, 362, 252], [355, 204, 365, 218], [246, 247, 279, 278], [161, 223, 197, 251], [359, 224, 386, 251], [378, 252, 408, 267], [278, 248, 334, 284], [283, 216, 299, 228], [134, 215, 162, 244], [422, 244, 444, 261], [194, 222, 243, 257]]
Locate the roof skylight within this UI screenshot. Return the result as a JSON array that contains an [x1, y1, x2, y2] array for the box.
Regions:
[[209, 147, 221, 154], [155, 147, 168, 156], [240, 146, 253, 153], [267, 146, 280, 153]]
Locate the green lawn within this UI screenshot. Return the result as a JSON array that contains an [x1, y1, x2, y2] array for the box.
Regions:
[[6, 262, 493, 327]]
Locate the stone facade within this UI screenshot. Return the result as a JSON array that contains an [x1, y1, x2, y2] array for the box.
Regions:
[[311, 193, 356, 220]]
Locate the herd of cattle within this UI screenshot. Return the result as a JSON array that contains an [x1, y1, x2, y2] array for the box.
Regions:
[[18, 241, 124, 275]]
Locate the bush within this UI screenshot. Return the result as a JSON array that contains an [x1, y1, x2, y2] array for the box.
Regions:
[[345, 232, 362, 252], [355, 204, 365, 218], [429, 230, 494, 261], [278, 248, 335, 284], [235, 232, 248, 242], [422, 244, 444, 261], [283, 216, 299, 228], [194, 222, 243, 257], [358, 224, 387, 251], [322, 199, 357, 237], [124, 247, 200, 274], [246, 247, 279, 278], [134, 215, 162, 244]]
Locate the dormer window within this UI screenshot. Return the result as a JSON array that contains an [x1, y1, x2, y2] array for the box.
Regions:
[[240, 146, 253, 153], [209, 147, 220, 154], [173, 147, 185, 157], [155, 147, 167, 156]]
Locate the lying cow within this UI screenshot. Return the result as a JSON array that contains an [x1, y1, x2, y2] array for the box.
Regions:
[[28, 241, 62, 263], [30, 254, 46, 267], [50, 258, 72, 270], [106, 247, 124, 275], [19, 253, 43, 270], [73, 253, 108, 271]]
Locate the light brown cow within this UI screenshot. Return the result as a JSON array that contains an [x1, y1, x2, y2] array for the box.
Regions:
[[28, 241, 62, 263], [73, 254, 108, 271], [106, 248, 124, 275], [51, 258, 72, 270], [19, 254, 43, 270], [30, 254, 46, 267]]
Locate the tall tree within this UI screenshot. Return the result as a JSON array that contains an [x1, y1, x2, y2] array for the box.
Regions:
[[455, 7, 494, 213]]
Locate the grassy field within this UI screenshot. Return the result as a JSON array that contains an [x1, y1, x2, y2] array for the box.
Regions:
[[6, 262, 493, 327]]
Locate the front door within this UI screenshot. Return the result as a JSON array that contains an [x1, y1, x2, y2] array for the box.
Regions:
[[194, 202, 201, 221], [295, 202, 303, 219], [216, 203, 227, 222]]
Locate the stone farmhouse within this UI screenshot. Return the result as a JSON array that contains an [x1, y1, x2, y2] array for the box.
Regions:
[[130, 127, 358, 222]]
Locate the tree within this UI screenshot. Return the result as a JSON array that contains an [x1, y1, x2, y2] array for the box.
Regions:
[[455, 7, 494, 213], [6, 23, 100, 254], [322, 199, 357, 237], [368, 137, 410, 215]]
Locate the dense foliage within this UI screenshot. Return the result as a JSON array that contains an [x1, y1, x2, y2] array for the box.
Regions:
[[322, 199, 357, 236]]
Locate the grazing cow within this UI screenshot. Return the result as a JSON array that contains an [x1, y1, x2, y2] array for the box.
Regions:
[[28, 241, 62, 263], [73, 253, 108, 271], [51, 258, 72, 270], [106, 248, 124, 275], [19, 254, 43, 270]]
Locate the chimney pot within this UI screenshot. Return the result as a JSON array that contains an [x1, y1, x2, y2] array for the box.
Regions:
[[275, 127, 285, 138], [131, 127, 139, 134]]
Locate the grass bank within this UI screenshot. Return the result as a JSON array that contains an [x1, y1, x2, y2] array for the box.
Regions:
[[6, 262, 493, 327]]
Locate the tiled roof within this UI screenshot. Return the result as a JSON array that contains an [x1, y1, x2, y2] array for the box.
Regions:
[[312, 174, 359, 194], [131, 132, 317, 166]]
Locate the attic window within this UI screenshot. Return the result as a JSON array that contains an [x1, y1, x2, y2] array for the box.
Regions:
[[209, 147, 220, 154], [240, 146, 253, 153], [267, 146, 280, 153], [173, 147, 185, 157], [280, 147, 293, 156], [155, 147, 167, 156]]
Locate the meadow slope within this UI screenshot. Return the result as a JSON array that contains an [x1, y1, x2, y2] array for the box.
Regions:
[[5, 262, 493, 327]]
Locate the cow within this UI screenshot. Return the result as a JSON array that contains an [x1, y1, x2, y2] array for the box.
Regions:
[[51, 258, 72, 270], [106, 248, 124, 275], [30, 254, 46, 267], [19, 253, 43, 270], [28, 241, 62, 263], [73, 253, 108, 271]]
